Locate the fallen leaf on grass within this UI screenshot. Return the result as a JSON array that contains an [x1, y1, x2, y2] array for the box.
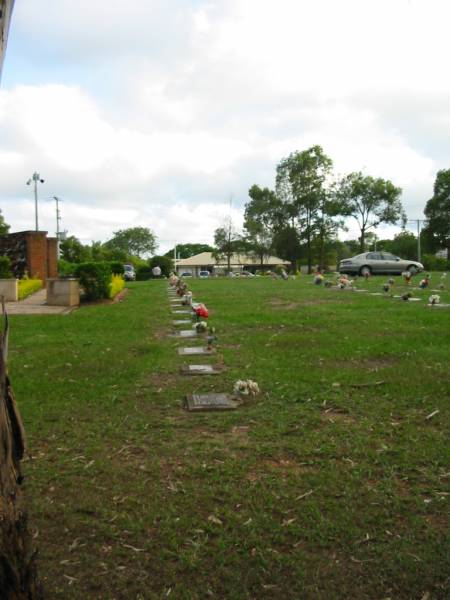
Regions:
[[123, 543, 145, 552], [425, 409, 439, 420], [282, 518, 297, 527], [295, 490, 314, 501], [63, 575, 78, 585], [207, 515, 223, 525]]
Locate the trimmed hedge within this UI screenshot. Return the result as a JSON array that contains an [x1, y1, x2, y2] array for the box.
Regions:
[[74, 262, 112, 301], [18, 279, 43, 300], [0, 255, 12, 278]]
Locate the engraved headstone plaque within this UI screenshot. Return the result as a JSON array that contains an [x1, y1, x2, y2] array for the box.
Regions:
[[184, 393, 239, 411], [173, 320, 192, 326], [175, 329, 198, 338], [173, 309, 192, 314], [178, 347, 215, 356], [181, 364, 220, 375]]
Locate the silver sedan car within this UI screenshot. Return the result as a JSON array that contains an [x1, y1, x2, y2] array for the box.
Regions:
[[339, 252, 424, 276]]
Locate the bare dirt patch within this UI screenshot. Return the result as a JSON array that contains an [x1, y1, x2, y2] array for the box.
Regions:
[[269, 298, 299, 310], [321, 408, 356, 424]]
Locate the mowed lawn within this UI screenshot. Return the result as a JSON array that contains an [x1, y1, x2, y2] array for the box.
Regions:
[[9, 275, 449, 599]]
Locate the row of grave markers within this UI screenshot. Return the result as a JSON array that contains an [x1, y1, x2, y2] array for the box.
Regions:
[[314, 274, 449, 306], [167, 281, 240, 411]]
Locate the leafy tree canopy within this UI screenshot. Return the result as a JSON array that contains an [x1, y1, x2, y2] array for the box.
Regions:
[[337, 172, 404, 252], [59, 236, 91, 263], [164, 243, 214, 259], [423, 169, 450, 254], [104, 227, 157, 258], [0, 209, 10, 236]]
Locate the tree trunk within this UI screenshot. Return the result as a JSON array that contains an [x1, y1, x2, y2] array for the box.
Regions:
[[0, 305, 42, 599], [359, 229, 366, 253]]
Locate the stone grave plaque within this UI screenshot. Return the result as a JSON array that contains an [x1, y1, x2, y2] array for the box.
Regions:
[[427, 303, 450, 308], [181, 364, 221, 375], [176, 329, 198, 338], [370, 292, 383, 296], [184, 393, 239, 411], [173, 319, 192, 326], [173, 309, 192, 314], [178, 347, 215, 356], [353, 289, 368, 293]]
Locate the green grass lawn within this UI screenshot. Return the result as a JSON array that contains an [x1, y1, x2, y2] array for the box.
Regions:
[[9, 274, 449, 599]]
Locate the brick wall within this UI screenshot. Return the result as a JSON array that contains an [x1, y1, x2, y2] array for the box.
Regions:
[[0, 231, 58, 280]]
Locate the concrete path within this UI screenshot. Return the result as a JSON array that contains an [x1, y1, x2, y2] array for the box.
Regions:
[[5, 289, 76, 315]]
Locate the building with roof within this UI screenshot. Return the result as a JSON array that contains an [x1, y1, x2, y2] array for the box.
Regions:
[[175, 252, 289, 277]]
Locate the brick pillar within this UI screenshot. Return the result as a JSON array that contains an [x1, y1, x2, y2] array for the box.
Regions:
[[25, 232, 48, 280], [46, 238, 58, 279]]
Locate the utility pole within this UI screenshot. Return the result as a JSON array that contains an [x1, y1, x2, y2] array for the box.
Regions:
[[406, 219, 426, 262], [53, 196, 61, 239], [26, 172, 45, 231]]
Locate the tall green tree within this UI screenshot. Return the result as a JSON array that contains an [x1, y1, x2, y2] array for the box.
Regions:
[[213, 218, 242, 272], [59, 236, 91, 263], [422, 169, 450, 255], [337, 172, 404, 252], [276, 146, 333, 272], [0, 209, 10, 235], [243, 185, 280, 268], [104, 227, 157, 258]]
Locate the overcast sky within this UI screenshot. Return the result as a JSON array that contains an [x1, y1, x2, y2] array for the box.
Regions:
[[1, 0, 449, 253]]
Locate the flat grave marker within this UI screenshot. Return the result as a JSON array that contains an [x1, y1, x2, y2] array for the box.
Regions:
[[172, 309, 192, 314], [178, 347, 216, 356], [184, 393, 239, 412], [173, 319, 192, 326], [172, 329, 199, 338], [181, 364, 221, 375]]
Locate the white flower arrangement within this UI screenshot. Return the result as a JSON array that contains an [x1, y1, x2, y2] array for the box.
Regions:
[[428, 294, 440, 305], [195, 321, 208, 333], [233, 379, 260, 396]]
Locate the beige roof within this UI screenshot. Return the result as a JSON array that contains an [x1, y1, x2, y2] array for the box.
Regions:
[[176, 252, 289, 267]]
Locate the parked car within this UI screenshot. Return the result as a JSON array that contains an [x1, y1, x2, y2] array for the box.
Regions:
[[199, 271, 210, 278], [123, 264, 136, 281], [180, 272, 192, 278], [241, 271, 255, 277], [339, 252, 424, 276]]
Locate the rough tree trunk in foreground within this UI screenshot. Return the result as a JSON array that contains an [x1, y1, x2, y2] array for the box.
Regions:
[[0, 304, 41, 598]]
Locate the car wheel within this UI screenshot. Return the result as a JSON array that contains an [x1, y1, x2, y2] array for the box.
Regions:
[[407, 265, 418, 275], [359, 266, 371, 276]]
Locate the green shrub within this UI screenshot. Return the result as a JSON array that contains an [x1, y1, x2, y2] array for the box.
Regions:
[[136, 266, 152, 281], [74, 262, 112, 301], [109, 261, 124, 275], [58, 259, 79, 278], [18, 279, 43, 300], [422, 254, 449, 271], [0, 255, 12, 278]]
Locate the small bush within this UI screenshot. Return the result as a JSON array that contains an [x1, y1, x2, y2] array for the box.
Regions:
[[18, 279, 43, 300], [109, 261, 124, 275], [422, 254, 449, 272], [58, 259, 79, 278], [109, 274, 125, 299], [74, 262, 112, 301], [0, 255, 12, 278], [136, 267, 152, 281]]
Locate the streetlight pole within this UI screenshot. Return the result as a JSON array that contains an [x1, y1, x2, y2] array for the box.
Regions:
[[406, 219, 426, 262], [53, 196, 61, 239], [26, 172, 45, 231]]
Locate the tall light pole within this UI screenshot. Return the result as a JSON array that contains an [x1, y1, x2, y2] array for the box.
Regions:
[[53, 196, 61, 239], [26, 172, 45, 231], [406, 219, 426, 262]]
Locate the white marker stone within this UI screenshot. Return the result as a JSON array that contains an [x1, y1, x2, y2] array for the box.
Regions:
[[184, 393, 239, 411]]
